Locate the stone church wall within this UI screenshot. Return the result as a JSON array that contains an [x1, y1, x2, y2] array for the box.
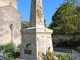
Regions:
[[0, 0, 17, 10], [0, 6, 21, 46]]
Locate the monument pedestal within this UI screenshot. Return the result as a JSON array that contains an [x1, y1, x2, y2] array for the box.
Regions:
[[20, 27, 53, 60]]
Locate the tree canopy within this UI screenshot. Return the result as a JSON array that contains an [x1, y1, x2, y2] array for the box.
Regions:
[[48, 2, 80, 35]]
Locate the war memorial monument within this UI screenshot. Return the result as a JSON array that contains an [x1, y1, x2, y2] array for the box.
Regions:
[[20, 0, 56, 60]]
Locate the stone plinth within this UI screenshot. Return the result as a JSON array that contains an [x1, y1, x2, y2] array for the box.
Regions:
[[20, 27, 53, 60]]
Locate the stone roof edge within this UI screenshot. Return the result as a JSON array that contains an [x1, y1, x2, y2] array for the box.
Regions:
[[0, 5, 22, 18]]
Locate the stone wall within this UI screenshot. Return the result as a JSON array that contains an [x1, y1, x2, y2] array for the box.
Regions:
[[0, 0, 17, 10], [52, 35, 80, 43], [0, 5, 21, 46]]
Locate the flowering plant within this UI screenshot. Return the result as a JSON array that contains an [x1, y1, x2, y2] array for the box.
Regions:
[[42, 47, 55, 60]]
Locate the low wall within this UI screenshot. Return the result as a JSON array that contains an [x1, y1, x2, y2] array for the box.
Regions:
[[52, 35, 80, 43]]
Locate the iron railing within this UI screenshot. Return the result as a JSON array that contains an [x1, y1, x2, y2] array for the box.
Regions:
[[54, 47, 80, 60]]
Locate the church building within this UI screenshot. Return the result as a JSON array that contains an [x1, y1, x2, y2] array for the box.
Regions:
[[0, 0, 21, 46]]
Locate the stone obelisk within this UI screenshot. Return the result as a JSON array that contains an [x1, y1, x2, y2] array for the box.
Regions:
[[20, 0, 53, 60], [29, 0, 44, 27]]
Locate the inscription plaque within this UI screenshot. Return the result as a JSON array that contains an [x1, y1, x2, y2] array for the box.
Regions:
[[24, 43, 32, 55], [24, 49, 32, 55]]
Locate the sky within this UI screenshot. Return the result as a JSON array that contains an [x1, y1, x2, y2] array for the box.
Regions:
[[18, 0, 65, 26]]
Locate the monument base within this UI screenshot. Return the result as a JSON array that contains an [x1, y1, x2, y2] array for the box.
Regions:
[[18, 58, 36, 60], [20, 27, 53, 60], [18, 55, 58, 60], [18, 57, 42, 60]]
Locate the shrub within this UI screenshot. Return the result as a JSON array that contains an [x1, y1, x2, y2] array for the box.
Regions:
[[55, 54, 70, 60], [0, 43, 14, 52], [0, 43, 20, 59]]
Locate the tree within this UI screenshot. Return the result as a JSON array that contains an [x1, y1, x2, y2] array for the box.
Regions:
[[48, 2, 80, 34], [64, 0, 78, 7], [75, 6, 80, 34]]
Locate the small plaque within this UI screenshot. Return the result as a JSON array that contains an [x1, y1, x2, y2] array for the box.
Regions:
[[24, 49, 32, 55]]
